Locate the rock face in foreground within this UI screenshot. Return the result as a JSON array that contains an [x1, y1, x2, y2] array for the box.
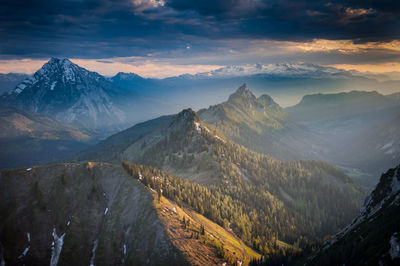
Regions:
[[0, 163, 185, 265], [308, 165, 400, 266]]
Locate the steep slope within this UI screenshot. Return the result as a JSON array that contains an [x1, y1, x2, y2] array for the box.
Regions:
[[0, 107, 95, 169], [308, 164, 400, 266], [198, 84, 323, 160], [0, 58, 128, 133], [154, 193, 261, 265], [0, 162, 186, 265]]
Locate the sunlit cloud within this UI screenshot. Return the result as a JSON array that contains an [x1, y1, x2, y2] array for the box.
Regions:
[[327, 62, 400, 74], [344, 7, 375, 18], [0, 59, 48, 74], [280, 39, 400, 54], [1, 38, 400, 78]]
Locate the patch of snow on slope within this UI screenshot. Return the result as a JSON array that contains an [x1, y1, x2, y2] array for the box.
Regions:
[[18, 233, 31, 259], [50, 81, 57, 91], [89, 239, 99, 266], [194, 122, 201, 133], [390, 234, 400, 259], [385, 148, 394, 155], [50, 228, 66, 266], [381, 142, 393, 150]]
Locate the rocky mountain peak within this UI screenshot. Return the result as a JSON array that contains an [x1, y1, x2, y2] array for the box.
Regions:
[[258, 94, 282, 110], [228, 84, 256, 102], [175, 108, 200, 123], [113, 72, 143, 81]]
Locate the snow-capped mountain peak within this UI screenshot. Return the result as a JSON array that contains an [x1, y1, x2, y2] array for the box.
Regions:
[[1, 58, 128, 131]]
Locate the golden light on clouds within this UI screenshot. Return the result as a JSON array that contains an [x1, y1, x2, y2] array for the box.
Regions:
[[344, 7, 374, 17], [0, 59, 47, 74], [284, 39, 400, 54], [327, 62, 400, 74], [1, 39, 400, 77]]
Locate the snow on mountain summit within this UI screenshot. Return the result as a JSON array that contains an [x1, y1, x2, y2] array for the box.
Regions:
[[192, 62, 352, 79], [1, 58, 128, 131]]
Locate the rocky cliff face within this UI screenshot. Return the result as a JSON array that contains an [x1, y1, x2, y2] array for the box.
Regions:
[[308, 164, 400, 265]]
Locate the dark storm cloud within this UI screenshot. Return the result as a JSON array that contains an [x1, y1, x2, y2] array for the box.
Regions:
[[0, 0, 399, 59]]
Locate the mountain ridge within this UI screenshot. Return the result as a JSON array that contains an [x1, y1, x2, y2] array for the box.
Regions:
[[308, 164, 400, 265]]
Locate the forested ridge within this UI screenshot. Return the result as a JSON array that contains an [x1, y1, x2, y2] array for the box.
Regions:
[[123, 150, 363, 260]]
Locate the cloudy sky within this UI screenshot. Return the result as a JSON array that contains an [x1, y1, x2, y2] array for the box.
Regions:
[[1, 0, 399, 77]]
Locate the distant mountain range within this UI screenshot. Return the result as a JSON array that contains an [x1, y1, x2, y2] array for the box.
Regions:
[[286, 90, 400, 188], [2, 58, 399, 134], [0, 58, 399, 186]]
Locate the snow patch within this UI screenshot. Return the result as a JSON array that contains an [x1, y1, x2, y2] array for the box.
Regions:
[[104, 208, 109, 215], [50, 228, 66, 266], [18, 247, 30, 259], [89, 239, 99, 266], [50, 81, 57, 91], [67, 220, 71, 226], [18, 84, 26, 90], [26, 168, 32, 171], [381, 142, 393, 150], [27, 232, 31, 242], [390, 234, 400, 259], [385, 148, 394, 155], [194, 122, 201, 133]]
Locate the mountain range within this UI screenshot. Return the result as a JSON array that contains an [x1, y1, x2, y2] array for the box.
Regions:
[[1, 58, 400, 265]]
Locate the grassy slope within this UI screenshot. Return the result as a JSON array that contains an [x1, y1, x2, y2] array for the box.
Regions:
[[154, 195, 261, 265]]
